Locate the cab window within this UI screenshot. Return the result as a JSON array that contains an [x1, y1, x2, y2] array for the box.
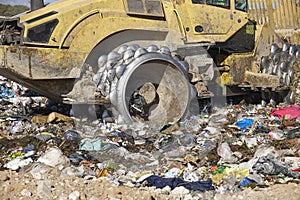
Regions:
[[124, 0, 164, 16], [235, 0, 248, 12], [192, 0, 230, 9]]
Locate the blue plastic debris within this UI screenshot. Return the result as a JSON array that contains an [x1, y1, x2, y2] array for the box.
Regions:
[[236, 118, 254, 130], [240, 178, 255, 187]]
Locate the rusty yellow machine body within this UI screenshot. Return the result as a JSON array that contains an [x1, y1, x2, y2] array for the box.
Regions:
[[0, 0, 299, 125], [0, 0, 250, 99]]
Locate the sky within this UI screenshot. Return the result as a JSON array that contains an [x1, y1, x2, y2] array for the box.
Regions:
[[0, 0, 57, 6]]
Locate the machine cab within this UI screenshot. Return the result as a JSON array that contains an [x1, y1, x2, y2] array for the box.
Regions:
[[174, 0, 249, 43]]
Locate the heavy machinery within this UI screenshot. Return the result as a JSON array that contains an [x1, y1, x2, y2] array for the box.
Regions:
[[0, 0, 299, 127]]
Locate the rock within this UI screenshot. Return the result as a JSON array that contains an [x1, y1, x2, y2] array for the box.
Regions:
[[69, 190, 80, 200], [161, 186, 171, 194], [37, 147, 70, 170], [138, 82, 157, 104], [37, 180, 52, 199], [29, 163, 51, 180], [0, 171, 9, 181], [21, 189, 32, 197], [61, 166, 84, 178], [170, 186, 189, 196]]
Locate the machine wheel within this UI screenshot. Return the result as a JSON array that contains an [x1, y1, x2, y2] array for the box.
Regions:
[[76, 44, 193, 127], [260, 42, 300, 104]]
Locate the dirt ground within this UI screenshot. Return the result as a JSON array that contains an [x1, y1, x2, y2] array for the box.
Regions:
[[0, 169, 299, 200]]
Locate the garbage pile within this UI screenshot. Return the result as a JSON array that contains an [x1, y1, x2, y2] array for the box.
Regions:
[[1, 81, 300, 198]]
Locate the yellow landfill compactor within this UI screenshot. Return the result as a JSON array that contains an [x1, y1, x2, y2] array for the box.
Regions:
[[0, 0, 299, 127]]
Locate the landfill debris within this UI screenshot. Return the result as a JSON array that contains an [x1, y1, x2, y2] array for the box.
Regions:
[[253, 154, 299, 178], [211, 166, 249, 185], [287, 127, 300, 139], [0, 78, 300, 198], [217, 142, 238, 163], [139, 175, 215, 191], [79, 138, 117, 151], [31, 114, 49, 124], [272, 105, 300, 120], [37, 147, 70, 169], [62, 130, 82, 141], [4, 157, 33, 170], [47, 112, 73, 123], [236, 118, 254, 130], [240, 177, 255, 187]]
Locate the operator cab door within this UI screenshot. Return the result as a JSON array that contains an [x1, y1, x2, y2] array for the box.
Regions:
[[189, 0, 232, 34], [174, 0, 248, 43]]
